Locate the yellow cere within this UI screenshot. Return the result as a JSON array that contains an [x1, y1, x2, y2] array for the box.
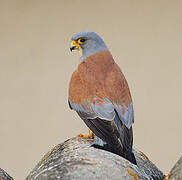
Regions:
[[71, 40, 80, 50]]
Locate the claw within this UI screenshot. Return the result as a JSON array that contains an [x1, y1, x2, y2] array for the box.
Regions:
[[77, 130, 94, 139]]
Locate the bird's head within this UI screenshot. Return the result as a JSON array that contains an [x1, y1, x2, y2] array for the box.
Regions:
[[70, 31, 108, 60]]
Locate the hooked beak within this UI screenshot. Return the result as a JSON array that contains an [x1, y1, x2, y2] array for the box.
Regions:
[[70, 41, 80, 52], [70, 45, 75, 51]]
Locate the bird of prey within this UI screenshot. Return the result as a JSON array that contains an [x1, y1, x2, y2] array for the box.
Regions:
[[68, 31, 137, 165]]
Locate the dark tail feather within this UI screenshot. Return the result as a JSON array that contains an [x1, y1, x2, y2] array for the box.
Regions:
[[125, 151, 137, 165]]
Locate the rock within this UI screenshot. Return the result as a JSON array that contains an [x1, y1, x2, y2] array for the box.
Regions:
[[166, 155, 182, 180], [0, 168, 13, 180], [25, 137, 164, 180]]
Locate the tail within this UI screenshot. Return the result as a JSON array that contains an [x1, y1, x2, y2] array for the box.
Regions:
[[125, 151, 137, 165], [113, 113, 137, 165]]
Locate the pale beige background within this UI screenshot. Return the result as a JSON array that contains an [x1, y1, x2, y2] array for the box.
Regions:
[[0, 0, 182, 179]]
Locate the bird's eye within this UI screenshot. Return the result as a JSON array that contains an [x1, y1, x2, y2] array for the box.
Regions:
[[78, 38, 86, 44]]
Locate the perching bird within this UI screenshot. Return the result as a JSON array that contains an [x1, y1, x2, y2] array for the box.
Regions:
[[68, 31, 137, 165]]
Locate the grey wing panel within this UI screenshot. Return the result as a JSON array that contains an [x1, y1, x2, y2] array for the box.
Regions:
[[114, 103, 134, 129], [91, 102, 115, 120], [69, 98, 115, 121], [68, 99, 97, 119]]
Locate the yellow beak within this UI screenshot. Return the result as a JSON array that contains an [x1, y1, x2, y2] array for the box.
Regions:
[[70, 41, 80, 51]]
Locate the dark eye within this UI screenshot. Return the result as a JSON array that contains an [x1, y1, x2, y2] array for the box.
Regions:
[[80, 38, 86, 42], [78, 38, 86, 44]]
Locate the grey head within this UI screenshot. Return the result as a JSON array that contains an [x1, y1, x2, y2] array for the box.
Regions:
[[70, 31, 108, 60]]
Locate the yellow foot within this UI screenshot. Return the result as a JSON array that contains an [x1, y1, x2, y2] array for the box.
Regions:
[[77, 130, 94, 139]]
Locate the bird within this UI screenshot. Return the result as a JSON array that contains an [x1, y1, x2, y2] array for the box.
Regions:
[[68, 31, 137, 165]]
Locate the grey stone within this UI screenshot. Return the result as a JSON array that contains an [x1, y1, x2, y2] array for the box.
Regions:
[[25, 137, 164, 180]]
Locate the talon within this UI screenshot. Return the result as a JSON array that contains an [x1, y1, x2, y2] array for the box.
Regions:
[[89, 130, 94, 139], [77, 130, 94, 139]]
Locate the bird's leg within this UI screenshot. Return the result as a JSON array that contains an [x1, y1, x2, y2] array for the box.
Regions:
[[77, 130, 94, 139]]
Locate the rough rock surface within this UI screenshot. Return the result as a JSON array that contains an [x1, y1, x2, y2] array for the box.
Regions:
[[25, 137, 164, 180], [0, 168, 13, 180], [167, 155, 182, 180]]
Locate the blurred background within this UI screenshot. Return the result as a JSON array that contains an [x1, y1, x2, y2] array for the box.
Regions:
[[0, 0, 182, 179]]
